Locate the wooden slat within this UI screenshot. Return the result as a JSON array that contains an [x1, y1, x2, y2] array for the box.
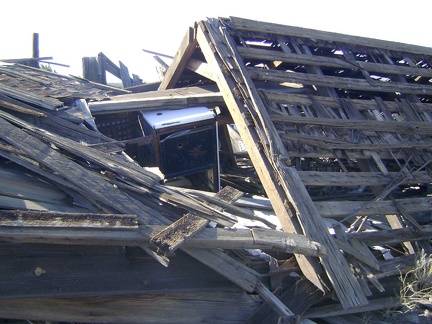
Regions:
[[248, 67, 432, 96], [304, 297, 401, 319], [297, 171, 432, 186], [263, 90, 432, 114], [281, 133, 432, 151], [348, 225, 432, 245], [0, 292, 259, 323], [238, 47, 432, 79], [315, 196, 432, 218], [272, 114, 432, 135], [229, 16, 432, 56]]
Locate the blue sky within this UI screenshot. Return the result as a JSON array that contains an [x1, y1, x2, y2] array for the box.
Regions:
[[2, 0, 432, 83]]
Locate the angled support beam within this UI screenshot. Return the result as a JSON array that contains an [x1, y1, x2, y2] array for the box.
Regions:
[[159, 24, 199, 90], [195, 19, 369, 309]]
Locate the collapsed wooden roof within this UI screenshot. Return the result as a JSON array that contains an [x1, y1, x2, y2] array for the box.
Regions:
[[1, 16, 432, 323], [0, 63, 324, 322], [152, 16, 432, 310]]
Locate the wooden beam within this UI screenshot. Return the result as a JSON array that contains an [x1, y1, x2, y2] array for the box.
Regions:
[[186, 58, 216, 81], [0, 292, 259, 323], [197, 20, 369, 308], [89, 85, 224, 115], [0, 225, 326, 258], [159, 24, 199, 90], [304, 297, 401, 319], [196, 21, 327, 293]]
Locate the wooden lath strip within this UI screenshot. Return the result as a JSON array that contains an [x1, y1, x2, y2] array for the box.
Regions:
[[248, 67, 432, 96], [263, 90, 432, 114], [238, 47, 432, 79], [272, 114, 432, 135], [297, 170, 431, 187], [228, 16, 432, 56], [281, 132, 432, 151], [316, 197, 432, 218]]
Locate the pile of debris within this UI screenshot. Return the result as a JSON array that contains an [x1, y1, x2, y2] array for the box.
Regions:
[[0, 16, 432, 323]]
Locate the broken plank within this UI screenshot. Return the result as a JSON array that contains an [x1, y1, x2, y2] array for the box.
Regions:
[[150, 186, 243, 255], [276, 161, 369, 308]]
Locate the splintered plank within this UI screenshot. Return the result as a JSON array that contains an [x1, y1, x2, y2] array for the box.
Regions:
[[150, 186, 244, 256]]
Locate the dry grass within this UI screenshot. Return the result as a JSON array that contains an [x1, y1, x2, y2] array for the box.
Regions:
[[399, 250, 432, 312]]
